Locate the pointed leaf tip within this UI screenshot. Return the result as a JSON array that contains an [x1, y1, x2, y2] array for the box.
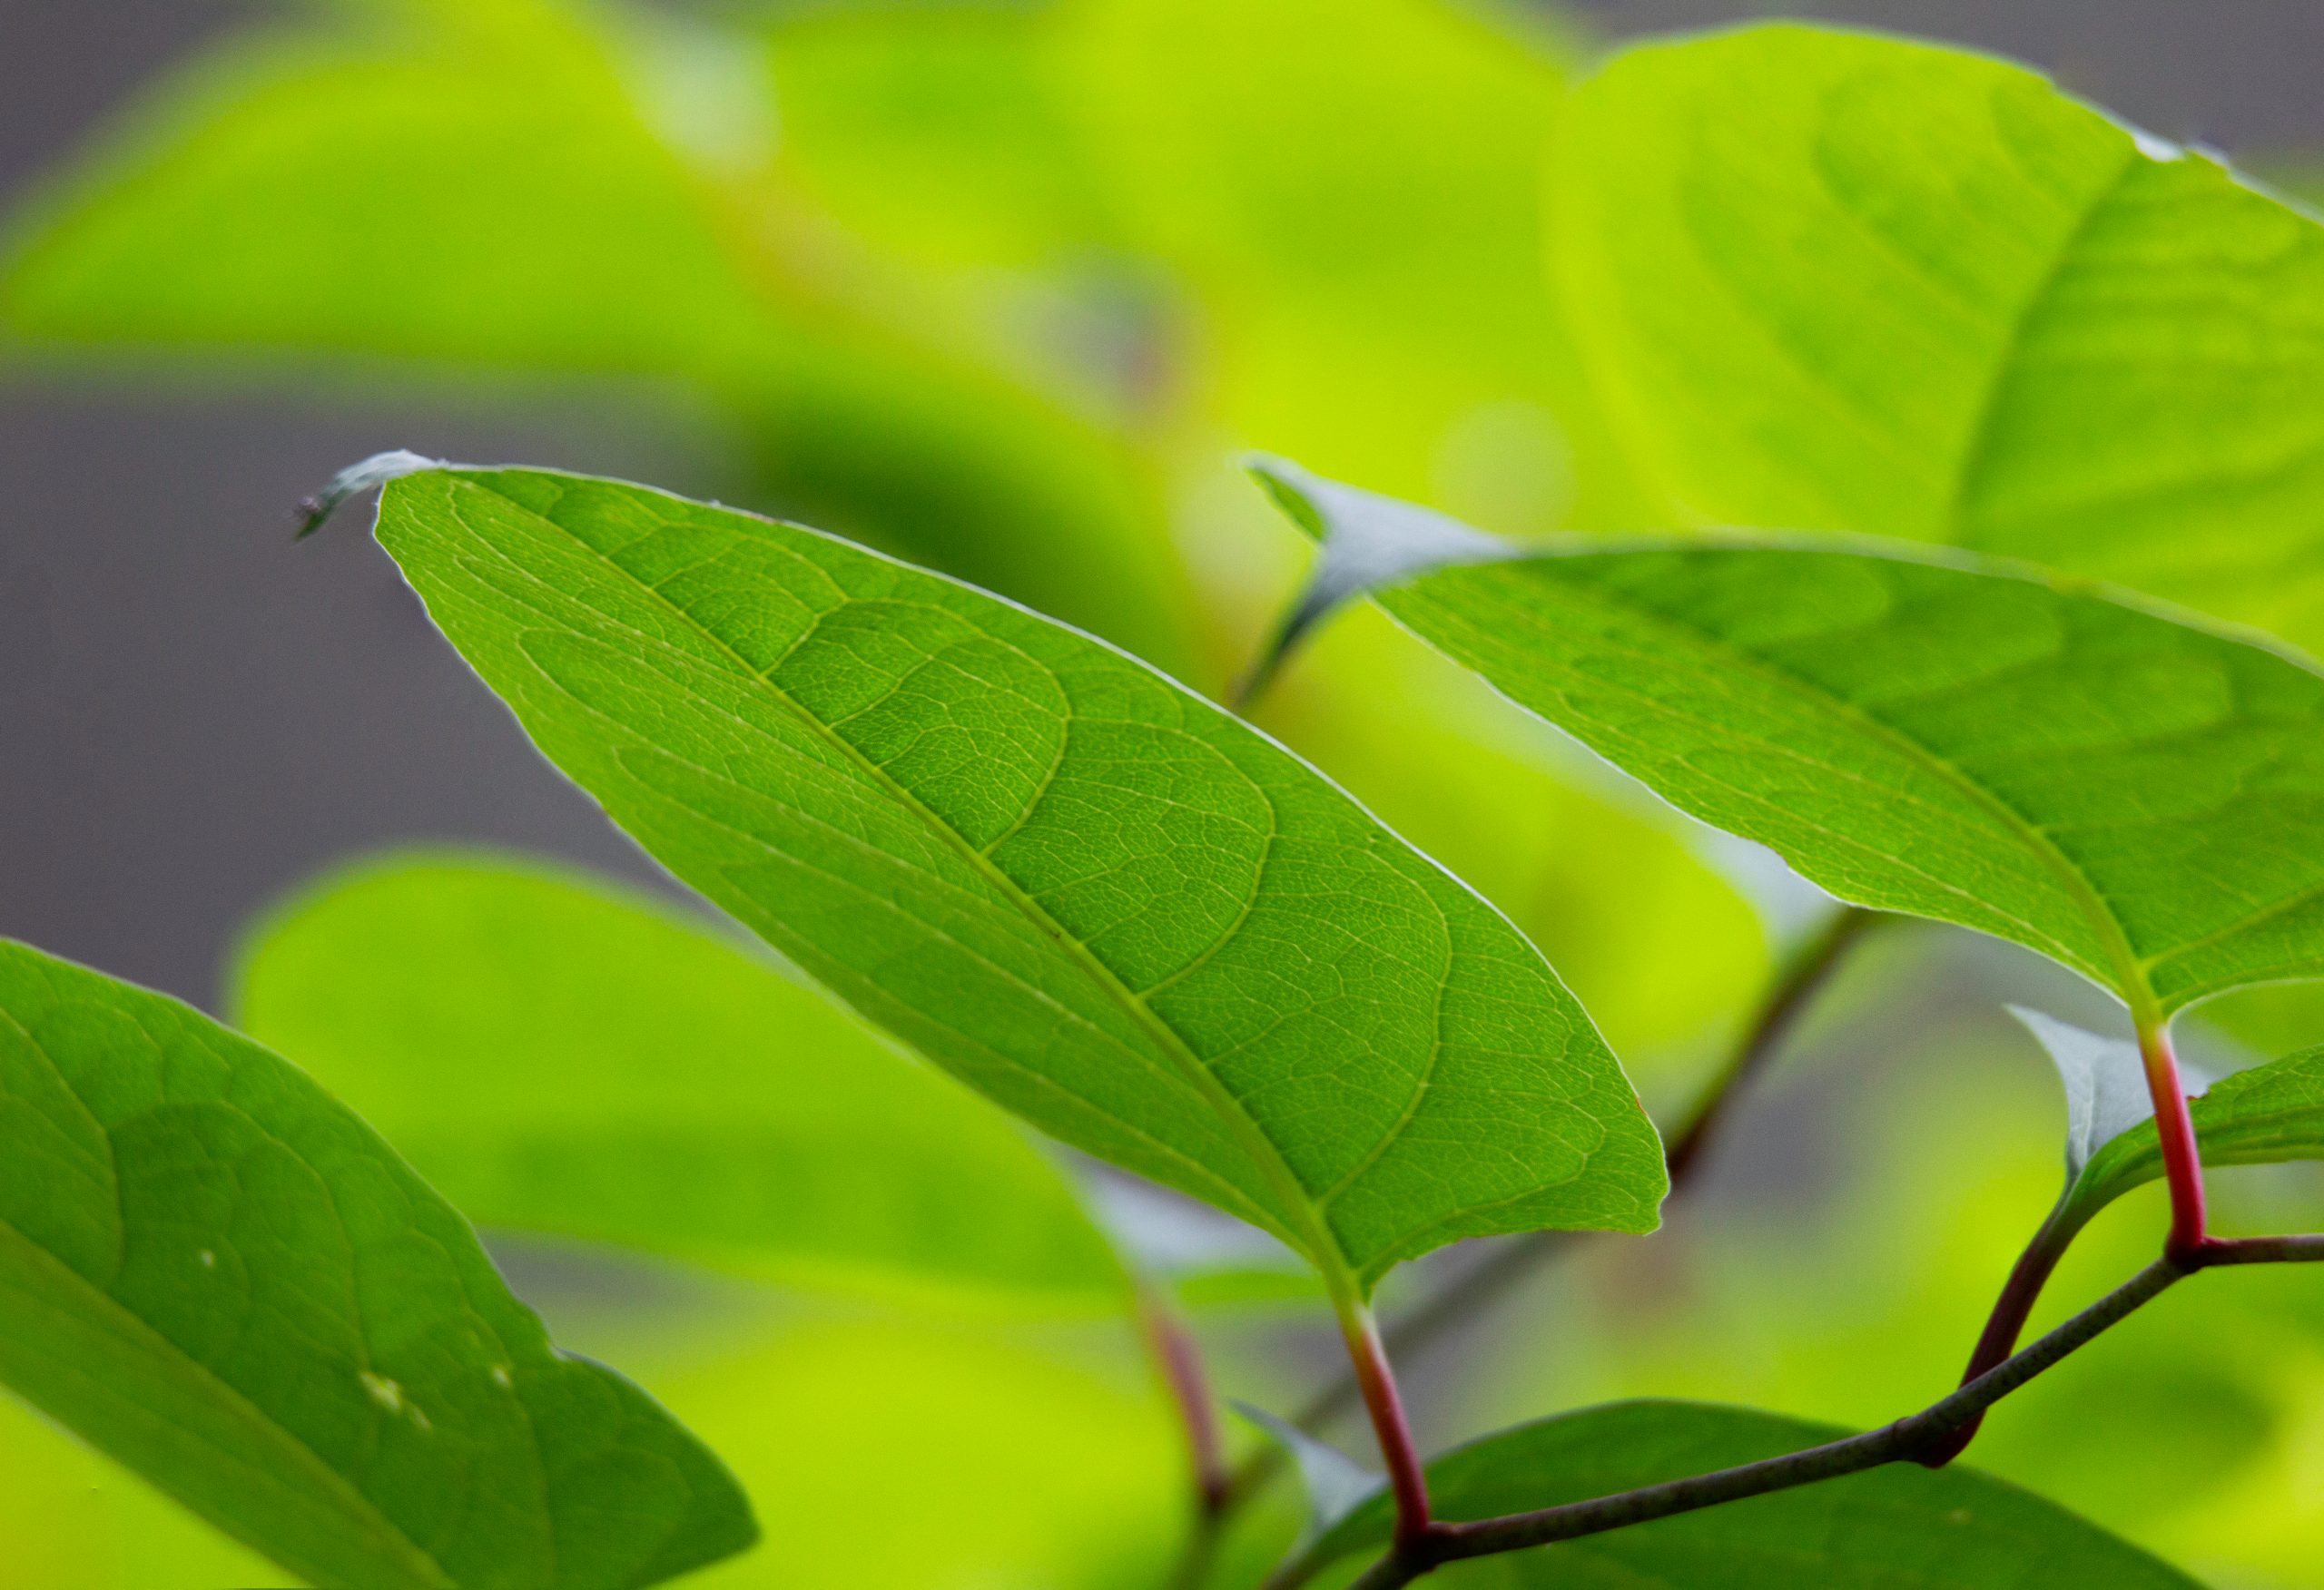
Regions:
[[2008, 1007, 2158, 1181], [294, 450, 444, 539], [1231, 1400, 1382, 1541], [1239, 456, 1510, 704]]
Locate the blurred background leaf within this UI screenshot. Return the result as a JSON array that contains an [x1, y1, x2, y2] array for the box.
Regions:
[[231, 850, 1135, 1308], [12, 4, 2324, 1586], [1554, 24, 2324, 658]]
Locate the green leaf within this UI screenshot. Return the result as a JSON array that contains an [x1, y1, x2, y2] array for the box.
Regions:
[[1303, 1400, 2197, 1586], [231, 849, 1130, 1307], [1554, 23, 2324, 656], [0, 937, 754, 1589], [1255, 462, 2324, 1023], [2062, 1043, 2324, 1233], [338, 458, 1665, 1298], [0, 3, 1193, 668]]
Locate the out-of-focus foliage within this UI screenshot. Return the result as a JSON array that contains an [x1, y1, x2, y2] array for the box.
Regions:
[[1556, 23, 2324, 659], [232, 850, 1130, 1306], [18, 4, 2324, 1587], [0, 0, 1768, 1070]]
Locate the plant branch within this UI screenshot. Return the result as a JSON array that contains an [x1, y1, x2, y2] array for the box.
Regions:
[[1929, 1016, 2221, 1469], [1320, 1237, 2324, 1589], [1666, 907, 1877, 1184], [1916, 1203, 2076, 1467]]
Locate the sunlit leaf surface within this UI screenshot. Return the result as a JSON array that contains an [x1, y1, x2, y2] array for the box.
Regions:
[[1259, 464, 2324, 1023], [350, 461, 1666, 1295]]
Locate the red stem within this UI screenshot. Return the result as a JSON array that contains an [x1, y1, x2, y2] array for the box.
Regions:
[[1137, 1281, 1229, 1517], [1918, 1212, 2073, 1466], [1930, 1017, 2212, 1467], [2139, 1022, 2211, 1262], [1339, 1303, 1435, 1548]]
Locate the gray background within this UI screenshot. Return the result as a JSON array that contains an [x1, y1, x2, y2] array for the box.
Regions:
[[5, 0, 2321, 1010]]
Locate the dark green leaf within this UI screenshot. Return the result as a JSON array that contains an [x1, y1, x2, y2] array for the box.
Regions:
[[1256, 463, 2324, 1024], [1305, 1400, 2196, 1586], [0, 937, 754, 1589], [231, 850, 1128, 1306], [1554, 24, 2324, 655], [341, 459, 1666, 1299]]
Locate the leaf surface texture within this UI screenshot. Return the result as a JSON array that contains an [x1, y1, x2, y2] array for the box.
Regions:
[[360, 465, 1665, 1291]]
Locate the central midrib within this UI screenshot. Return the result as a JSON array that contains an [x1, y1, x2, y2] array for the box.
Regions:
[[1393, 554, 2156, 1018], [450, 477, 1356, 1287]]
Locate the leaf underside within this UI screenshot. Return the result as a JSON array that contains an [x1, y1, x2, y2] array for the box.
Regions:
[[231, 850, 1130, 1307], [1306, 1400, 2196, 1586], [0, 938, 754, 1590], [359, 464, 1666, 1294], [1256, 462, 2324, 1022], [2065, 1043, 2324, 1231]]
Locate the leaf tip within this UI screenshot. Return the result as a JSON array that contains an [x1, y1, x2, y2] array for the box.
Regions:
[[293, 449, 444, 540]]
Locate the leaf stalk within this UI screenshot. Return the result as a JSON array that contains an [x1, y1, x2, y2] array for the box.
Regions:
[[2138, 1022, 2211, 1261], [1335, 1300, 1437, 1549]]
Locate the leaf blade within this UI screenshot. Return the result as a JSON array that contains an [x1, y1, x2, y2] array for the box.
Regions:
[[0, 937, 755, 1590], [357, 463, 1666, 1292], [1256, 464, 2324, 1018], [1554, 23, 2324, 656], [231, 850, 1136, 1307]]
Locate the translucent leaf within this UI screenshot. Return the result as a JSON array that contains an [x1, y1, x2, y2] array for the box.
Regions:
[[1554, 23, 2324, 656], [2009, 1006, 2165, 1182], [2063, 1044, 2324, 1232], [337, 459, 1666, 1299], [1232, 1401, 1381, 1542], [1256, 464, 2324, 1023]]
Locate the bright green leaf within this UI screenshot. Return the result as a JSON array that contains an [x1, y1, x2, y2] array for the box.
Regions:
[[2062, 1044, 2324, 1234], [1303, 1400, 2197, 1586], [231, 849, 1129, 1307], [1256, 462, 2324, 1025], [1555, 23, 2324, 655], [0, 2, 1192, 668], [337, 458, 1665, 1298], [0, 937, 754, 1590]]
